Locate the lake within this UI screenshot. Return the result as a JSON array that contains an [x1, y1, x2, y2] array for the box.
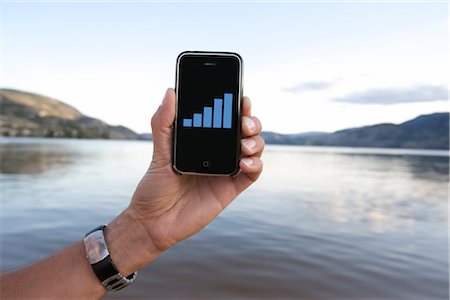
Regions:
[[0, 138, 448, 299]]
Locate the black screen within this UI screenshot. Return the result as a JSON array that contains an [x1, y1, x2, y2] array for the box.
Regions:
[[174, 52, 242, 175]]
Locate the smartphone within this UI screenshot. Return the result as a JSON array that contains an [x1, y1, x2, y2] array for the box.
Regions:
[[173, 51, 243, 176]]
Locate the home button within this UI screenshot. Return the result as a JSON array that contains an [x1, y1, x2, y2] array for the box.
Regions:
[[201, 159, 211, 169]]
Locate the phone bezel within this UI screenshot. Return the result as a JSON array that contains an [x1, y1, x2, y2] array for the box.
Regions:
[[172, 51, 243, 176]]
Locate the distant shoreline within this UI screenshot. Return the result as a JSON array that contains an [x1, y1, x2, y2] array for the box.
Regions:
[[1, 136, 448, 157], [1, 88, 448, 150]]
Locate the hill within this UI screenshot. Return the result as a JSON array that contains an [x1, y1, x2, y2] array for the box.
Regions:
[[262, 113, 449, 150], [1, 88, 447, 149], [0, 88, 139, 139]]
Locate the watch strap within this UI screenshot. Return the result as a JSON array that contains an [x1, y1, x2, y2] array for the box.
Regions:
[[92, 255, 137, 291], [84, 225, 137, 291]]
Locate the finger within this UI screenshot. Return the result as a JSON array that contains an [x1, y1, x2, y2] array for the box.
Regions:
[[242, 96, 251, 117], [150, 88, 176, 166], [151, 88, 175, 129], [232, 157, 263, 192], [241, 116, 262, 138], [241, 135, 265, 157]]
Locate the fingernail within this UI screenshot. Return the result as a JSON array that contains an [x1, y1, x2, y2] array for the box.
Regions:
[[243, 117, 256, 132], [242, 138, 257, 150], [241, 158, 254, 167]]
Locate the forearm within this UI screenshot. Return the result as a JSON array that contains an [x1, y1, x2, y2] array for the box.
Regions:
[[1, 241, 105, 299], [0, 208, 162, 299]]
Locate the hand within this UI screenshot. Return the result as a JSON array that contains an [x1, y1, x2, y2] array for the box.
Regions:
[[106, 88, 264, 275], [0, 88, 264, 300]]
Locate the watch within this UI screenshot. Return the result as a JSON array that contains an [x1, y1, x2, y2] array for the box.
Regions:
[[84, 225, 137, 291]]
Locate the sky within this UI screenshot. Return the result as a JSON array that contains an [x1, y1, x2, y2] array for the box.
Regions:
[[1, 1, 448, 134]]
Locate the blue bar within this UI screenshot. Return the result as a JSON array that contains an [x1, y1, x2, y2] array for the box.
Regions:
[[183, 118, 192, 127], [213, 99, 223, 128], [203, 107, 212, 128], [193, 113, 202, 127], [223, 93, 233, 129]]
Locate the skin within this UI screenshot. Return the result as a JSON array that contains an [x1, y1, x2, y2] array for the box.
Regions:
[[0, 88, 264, 299]]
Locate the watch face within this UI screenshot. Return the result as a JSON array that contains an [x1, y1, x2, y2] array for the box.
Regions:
[[84, 230, 109, 264]]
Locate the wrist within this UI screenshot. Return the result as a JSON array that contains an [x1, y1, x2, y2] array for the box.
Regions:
[[104, 208, 162, 276]]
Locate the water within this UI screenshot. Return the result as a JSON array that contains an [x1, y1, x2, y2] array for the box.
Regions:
[[0, 138, 448, 299]]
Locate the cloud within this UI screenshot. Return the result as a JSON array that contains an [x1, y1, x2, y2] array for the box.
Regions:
[[335, 84, 448, 105], [282, 81, 334, 93]]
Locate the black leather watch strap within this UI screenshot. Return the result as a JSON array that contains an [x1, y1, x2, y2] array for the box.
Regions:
[[84, 225, 137, 291], [92, 255, 136, 290]]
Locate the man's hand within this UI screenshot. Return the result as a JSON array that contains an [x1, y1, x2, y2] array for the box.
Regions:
[[0, 89, 264, 299], [106, 88, 264, 276]]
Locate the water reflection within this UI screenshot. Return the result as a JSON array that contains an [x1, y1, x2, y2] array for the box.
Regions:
[[259, 147, 448, 236], [403, 155, 449, 179], [1, 139, 448, 299], [0, 143, 77, 175]]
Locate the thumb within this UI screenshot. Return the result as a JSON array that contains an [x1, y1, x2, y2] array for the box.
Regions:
[[150, 88, 176, 166]]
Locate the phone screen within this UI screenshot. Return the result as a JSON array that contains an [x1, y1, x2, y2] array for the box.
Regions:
[[174, 52, 242, 175]]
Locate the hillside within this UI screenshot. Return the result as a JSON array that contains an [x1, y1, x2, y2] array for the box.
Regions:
[[0, 89, 139, 139], [262, 113, 449, 150], [1, 88, 447, 149]]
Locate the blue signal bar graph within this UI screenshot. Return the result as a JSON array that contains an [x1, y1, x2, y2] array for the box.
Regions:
[[183, 93, 233, 129], [223, 93, 232, 129], [203, 107, 212, 128], [213, 98, 222, 128]]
